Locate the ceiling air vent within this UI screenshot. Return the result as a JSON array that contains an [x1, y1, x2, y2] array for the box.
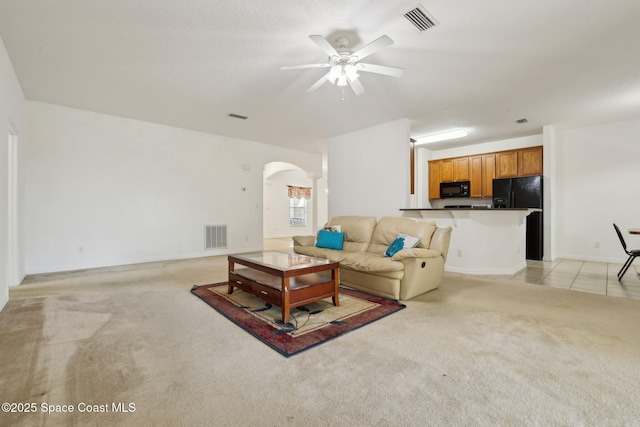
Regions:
[[228, 113, 248, 120], [404, 4, 439, 32]]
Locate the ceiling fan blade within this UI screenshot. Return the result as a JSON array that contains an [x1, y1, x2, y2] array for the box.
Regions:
[[357, 63, 404, 78], [307, 72, 331, 93], [309, 35, 339, 57], [348, 78, 365, 96], [280, 63, 330, 70], [352, 35, 393, 60]]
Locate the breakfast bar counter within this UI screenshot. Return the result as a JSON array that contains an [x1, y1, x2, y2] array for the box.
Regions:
[[400, 208, 540, 275]]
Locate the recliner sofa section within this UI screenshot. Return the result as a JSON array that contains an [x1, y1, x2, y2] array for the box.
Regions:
[[293, 216, 452, 300]]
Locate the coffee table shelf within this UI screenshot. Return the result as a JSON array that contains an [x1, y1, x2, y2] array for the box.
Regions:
[[227, 252, 340, 324]]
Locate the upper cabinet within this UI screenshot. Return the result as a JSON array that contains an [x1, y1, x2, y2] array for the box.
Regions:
[[481, 154, 496, 198], [496, 146, 543, 178], [453, 157, 470, 182], [440, 159, 454, 182], [437, 157, 470, 184], [469, 156, 483, 198], [427, 146, 542, 199], [518, 146, 543, 176], [495, 151, 518, 178], [428, 160, 441, 199]]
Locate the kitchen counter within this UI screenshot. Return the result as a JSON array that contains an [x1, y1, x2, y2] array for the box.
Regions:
[[400, 208, 539, 275]]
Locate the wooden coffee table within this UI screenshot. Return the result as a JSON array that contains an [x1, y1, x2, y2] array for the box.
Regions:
[[227, 251, 340, 324]]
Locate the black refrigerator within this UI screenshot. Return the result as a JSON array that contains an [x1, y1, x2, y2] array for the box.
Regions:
[[492, 175, 543, 260]]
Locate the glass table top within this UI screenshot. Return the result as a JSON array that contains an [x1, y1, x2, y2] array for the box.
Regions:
[[229, 251, 333, 271]]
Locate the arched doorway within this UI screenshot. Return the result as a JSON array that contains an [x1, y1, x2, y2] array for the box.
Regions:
[[263, 162, 321, 250]]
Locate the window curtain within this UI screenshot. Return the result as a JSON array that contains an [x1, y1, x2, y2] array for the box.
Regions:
[[287, 185, 311, 200]]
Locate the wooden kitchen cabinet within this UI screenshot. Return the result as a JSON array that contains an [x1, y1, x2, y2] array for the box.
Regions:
[[518, 146, 543, 176], [470, 154, 496, 198], [482, 154, 495, 197], [469, 156, 483, 197], [495, 151, 518, 178], [495, 147, 543, 178], [453, 157, 470, 182], [440, 159, 454, 182], [428, 160, 441, 199], [426, 146, 541, 199]]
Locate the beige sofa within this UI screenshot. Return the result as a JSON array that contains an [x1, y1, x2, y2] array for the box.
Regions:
[[293, 216, 452, 300]]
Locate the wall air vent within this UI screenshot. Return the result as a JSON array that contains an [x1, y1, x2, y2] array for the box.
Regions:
[[205, 225, 228, 249], [404, 4, 439, 32]]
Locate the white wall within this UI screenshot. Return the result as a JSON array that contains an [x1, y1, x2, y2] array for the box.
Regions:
[[316, 155, 329, 229], [542, 125, 558, 261], [328, 118, 411, 219], [555, 118, 640, 263], [427, 134, 544, 160], [0, 36, 27, 311], [263, 169, 314, 238], [25, 102, 323, 274]]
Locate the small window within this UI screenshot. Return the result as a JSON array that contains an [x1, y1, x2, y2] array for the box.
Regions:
[[289, 197, 307, 226]]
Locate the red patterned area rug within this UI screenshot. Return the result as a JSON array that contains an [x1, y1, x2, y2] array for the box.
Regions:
[[191, 282, 406, 357]]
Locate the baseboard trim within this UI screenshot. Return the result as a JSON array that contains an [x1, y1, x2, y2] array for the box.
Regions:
[[445, 262, 527, 276]]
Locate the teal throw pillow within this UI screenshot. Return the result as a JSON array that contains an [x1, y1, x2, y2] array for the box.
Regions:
[[385, 237, 405, 257], [315, 229, 345, 250]]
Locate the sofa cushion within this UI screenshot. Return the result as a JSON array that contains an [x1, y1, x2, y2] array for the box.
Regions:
[[293, 245, 346, 262], [368, 217, 437, 255], [326, 216, 377, 252], [340, 252, 404, 273], [292, 235, 316, 246]]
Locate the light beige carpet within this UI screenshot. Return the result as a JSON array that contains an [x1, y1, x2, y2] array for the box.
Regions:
[[1, 257, 639, 426]]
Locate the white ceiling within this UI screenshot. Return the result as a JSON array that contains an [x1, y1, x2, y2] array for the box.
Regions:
[[1, 0, 639, 153]]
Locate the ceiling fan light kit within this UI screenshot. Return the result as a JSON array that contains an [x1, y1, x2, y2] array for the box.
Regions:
[[326, 63, 358, 87], [281, 34, 403, 96]]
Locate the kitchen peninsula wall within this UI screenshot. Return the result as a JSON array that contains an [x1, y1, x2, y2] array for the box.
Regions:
[[401, 208, 537, 274]]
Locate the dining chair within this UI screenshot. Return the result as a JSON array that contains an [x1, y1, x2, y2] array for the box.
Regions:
[[613, 223, 640, 280]]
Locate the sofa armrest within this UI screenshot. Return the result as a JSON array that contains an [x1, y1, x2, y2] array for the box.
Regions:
[[429, 227, 452, 262], [293, 235, 316, 247], [391, 248, 442, 261]]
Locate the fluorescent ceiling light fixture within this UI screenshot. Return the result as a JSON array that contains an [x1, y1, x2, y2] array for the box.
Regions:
[[414, 129, 468, 145]]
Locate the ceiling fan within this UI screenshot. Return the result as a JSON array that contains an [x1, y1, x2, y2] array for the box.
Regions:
[[280, 35, 404, 96]]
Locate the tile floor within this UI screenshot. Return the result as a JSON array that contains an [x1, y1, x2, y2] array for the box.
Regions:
[[509, 258, 640, 300], [265, 238, 640, 301]]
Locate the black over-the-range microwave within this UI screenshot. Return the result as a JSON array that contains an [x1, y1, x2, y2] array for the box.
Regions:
[[439, 181, 470, 198]]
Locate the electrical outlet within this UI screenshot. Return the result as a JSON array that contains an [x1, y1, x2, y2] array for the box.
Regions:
[[594, 241, 600, 249], [457, 249, 462, 257]]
